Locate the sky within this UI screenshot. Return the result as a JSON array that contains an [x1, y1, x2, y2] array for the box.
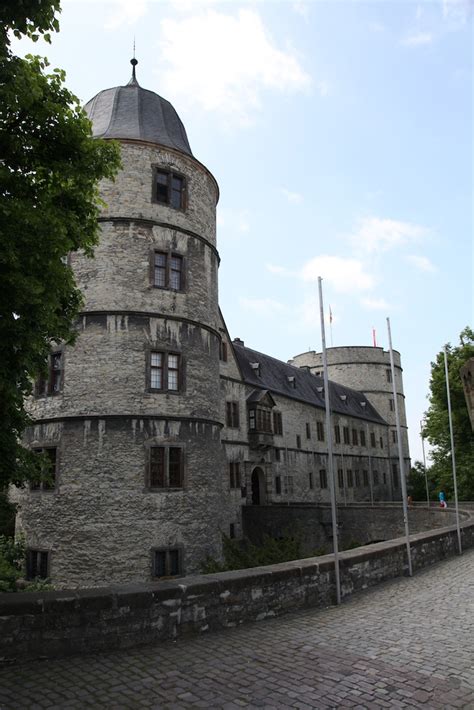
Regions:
[[12, 0, 473, 463]]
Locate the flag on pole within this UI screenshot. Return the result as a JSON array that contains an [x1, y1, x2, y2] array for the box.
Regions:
[[372, 327, 377, 347], [329, 305, 333, 324]]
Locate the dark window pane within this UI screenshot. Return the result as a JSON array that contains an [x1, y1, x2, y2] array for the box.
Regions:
[[155, 550, 166, 577], [170, 256, 182, 290], [39, 551, 49, 578], [156, 171, 168, 185], [169, 549, 180, 576], [168, 448, 182, 487], [150, 448, 165, 487]]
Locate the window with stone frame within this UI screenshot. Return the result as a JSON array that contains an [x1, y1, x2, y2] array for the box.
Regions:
[[149, 351, 182, 392], [153, 251, 184, 291], [383, 471, 387, 485], [319, 469, 328, 489], [30, 448, 57, 491], [154, 168, 186, 210], [274, 447, 281, 462], [284, 475, 294, 495], [296, 434, 302, 449], [392, 463, 399, 488], [370, 431, 376, 448], [347, 469, 354, 487], [392, 430, 398, 444], [363, 469, 369, 486], [248, 406, 272, 432], [389, 398, 395, 412], [308, 471, 314, 490], [360, 429, 366, 447], [338, 468, 344, 488], [35, 351, 63, 396], [219, 340, 228, 362], [386, 369, 392, 383], [275, 475, 282, 495], [26, 550, 49, 580], [352, 428, 359, 446], [148, 446, 183, 489], [334, 425, 341, 444], [343, 426, 350, 445], [306, 422, 311, 439], [316, 421, 325, 441], [226, 401, 240, 428], [373, 470, 379, 485], [152, 547, 183, 578], [229, 462, 241, 489], [355, 470, 360, 487], [273, 411, 283, 435], [380, 436, 384, 449]]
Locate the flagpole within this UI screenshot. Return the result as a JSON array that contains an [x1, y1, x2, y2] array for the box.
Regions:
[[420, 419, 430, 509], [318, 277, 341, 604], [444, 346, 462, 554], [329, 305, 333, 348], [387, 317, 413, 577]]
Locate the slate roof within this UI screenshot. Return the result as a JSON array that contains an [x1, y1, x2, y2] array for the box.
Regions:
[[84, 70, 192, 156], [233, 342, 387, 425]]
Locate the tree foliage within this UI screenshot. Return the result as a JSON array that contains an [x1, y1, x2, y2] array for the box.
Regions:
[[201, 533, 303, 573], [0, 2, 120, 488], [423, 327, 474, 500]]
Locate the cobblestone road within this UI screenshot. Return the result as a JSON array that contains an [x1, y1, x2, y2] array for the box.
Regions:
[[1, 551, 473, 709]]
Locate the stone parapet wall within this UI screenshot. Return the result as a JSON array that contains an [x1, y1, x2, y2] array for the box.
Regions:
[[1, 517, 473, 663]]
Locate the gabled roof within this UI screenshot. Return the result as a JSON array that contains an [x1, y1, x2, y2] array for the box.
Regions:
[[233, 342, 386, 424]]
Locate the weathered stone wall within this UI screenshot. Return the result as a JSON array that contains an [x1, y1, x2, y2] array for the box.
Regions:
[[290, 347, 410, 467], [1, 518, 472, 663], [242, 504, 470, 554], [13, 418, 227, 588]]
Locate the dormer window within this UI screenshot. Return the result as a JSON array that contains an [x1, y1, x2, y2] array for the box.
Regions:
[[250, 362, 261, 376], [154, 169, 186, 209], [287, 375, 296, 388]]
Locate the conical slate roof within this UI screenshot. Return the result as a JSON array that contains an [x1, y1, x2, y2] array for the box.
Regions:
[[84, 61, 192, 156]]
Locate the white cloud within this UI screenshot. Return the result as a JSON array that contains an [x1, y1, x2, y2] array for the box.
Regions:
[[280, 187, 303, 204], [349, 216, 429, 254], [293, 2, 310, 20], [158, 9, 312, 125], [240, 297, 289, 317], [104, 0, 148, 30], [368, 21, 385, 32], [442, 0, 471, 23], [361, 297, 391, 311], [266, 263, 290, 275], [300, 255, 375, 293], [406, 254, 437, 272], [401, 32, 434, 46]]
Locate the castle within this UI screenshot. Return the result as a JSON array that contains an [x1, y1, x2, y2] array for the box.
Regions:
[[14, 63, 410, 588]]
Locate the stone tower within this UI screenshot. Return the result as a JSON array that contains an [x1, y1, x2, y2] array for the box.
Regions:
[[16, 61, 226, 588], [289, 346, 411, 474]]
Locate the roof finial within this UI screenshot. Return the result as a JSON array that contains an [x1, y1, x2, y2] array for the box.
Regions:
[[128, 38, 139, 86]]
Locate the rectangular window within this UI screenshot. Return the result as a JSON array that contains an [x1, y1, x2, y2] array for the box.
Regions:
[[153, 548, 182, 578], [392, 463, 399, 488], [338, 468, 344, 488], [355, 470, 360, 487], [370, 432, 376, 448], [229, 523, 235, 539], [26, 550, 49, 580], [36, 351, 63, 396], [274, 447, 281, 462], [249, 409, 256, 430], [373, 470, 379, 485], [334, 425, 341, 444], [296, 435, 301, 449], [249, 407, 272, 432], [389, 398, 394, 412], [275, 475, 282, 495], [31, 448, 57, 491], [343, 427, 350, 445], [226, 401, 240, 428], [363, 469, 369, 486], [309, 471, 314, 490], [153, 252, 184, 291], [386, 369, 392, 383], [306, 422, 311, 439], [347, 469, 354, 487], [352, 429, 358, 446], [319, 469, 328, 489], [219, 341, 228, 362], [316, 421, 325, 442], [149, 447, 183, 489], [360, 430, 366, 447], [273, 411, 283, 435], [380, 436, 384, 449], [392, 430, 398, 443], [149, 352, 181, 392], [383, 471, 387, 485], [229, 462, 241, 489], [284, 476, 294, 495], [155, 169, 186, 210]]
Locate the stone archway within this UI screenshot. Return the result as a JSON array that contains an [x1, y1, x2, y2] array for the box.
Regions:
[[251, 467, 266, 505]]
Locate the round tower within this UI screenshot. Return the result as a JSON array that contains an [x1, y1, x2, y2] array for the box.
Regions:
[[290, 346, 410, 468], [16, 62, 226, 588]]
